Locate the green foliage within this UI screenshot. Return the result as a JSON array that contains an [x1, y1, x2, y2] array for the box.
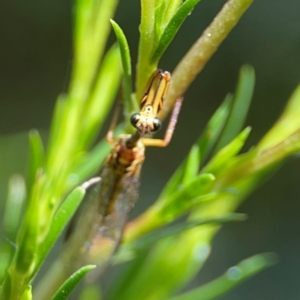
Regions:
[[110, 19, 137, 123], [0, 0, 120, 298], [51, 265, 96, 300], [27, 130, 45, 192], [33, 179, 100, 281], [114, 213, 247, 265], [2, 0, 300, 300], [150, 0, 202, 64], [214, 65, 255, 152], [168, 253, 278, 300], [0, 175, 26, 282], [136, 0, 207, 101]]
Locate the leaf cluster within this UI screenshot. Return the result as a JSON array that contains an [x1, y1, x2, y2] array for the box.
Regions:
[[2, 0, 300, 299]]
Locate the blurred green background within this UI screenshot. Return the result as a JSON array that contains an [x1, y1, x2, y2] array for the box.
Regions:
[[1, 0, 300, 299]]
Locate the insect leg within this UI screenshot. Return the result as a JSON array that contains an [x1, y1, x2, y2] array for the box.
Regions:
[[142, 97, 183, 147]]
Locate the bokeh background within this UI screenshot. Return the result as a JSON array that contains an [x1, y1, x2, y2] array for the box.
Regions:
[[1, 0, 300, 299]]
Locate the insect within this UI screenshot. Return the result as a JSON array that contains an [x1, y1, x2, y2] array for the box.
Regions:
[[63, 69, 183, 278]]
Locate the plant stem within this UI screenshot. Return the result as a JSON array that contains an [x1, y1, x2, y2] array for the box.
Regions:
[[159, 0, 254, 120]]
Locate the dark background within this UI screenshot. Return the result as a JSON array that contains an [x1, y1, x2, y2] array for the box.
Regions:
[[1, 0, 300, 299]]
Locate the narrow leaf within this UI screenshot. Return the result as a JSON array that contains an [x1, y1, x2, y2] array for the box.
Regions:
[[110, 20, 132, 80], [215, 65, 255, 152], [258, 83, 300, 150], [168, 253, 277, 300], [151, 0, 202, 63], [159, 94, 231, 199], [110, 20, 137, 116], [51, 265, 96, 300], [163, 0, 182, 25], [134, 214, 247, 249], [0, 175, 26, 281], [73, 140, 110, 184], [20, 285, 32, 300], [158, 0, 254, 121], [181, 145, 201, 185], [203, 127, 252, 175], [115, 214, 247, 264], [81, 44, 122, 148], [73, 0, 118, 92], [136, 0, 156, 101], [197, 93, 232, 163], [15, 181, 40, 276], [124, 174, 215, 243], [46, 95, 67, 171], [158, 162, 186, 200], [73, 124, 122, 184], [28, 129, 44, 191], [3, 175, 26, 239], [157, 173, 216, 222], [154, 1, 167, 43], [32, 178, 100, 280]]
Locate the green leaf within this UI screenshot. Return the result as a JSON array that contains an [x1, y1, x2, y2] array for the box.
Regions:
[[203, 127, 252, 175], [15, 182, 40, 276], [134, 214, 247, 249], [154, 1, 167, 44], [110, 20, 138, 117], [159, 94, 231, 199], [20, 285, 32, 300], [181, 145, 201, 185], [258, 83, 300, 150], [136, 0, 157, 100], [46, 95, 67, 170], [168, 253, 277, 300], [157, 173, 216, 222], [72, 139, 110, 185], [92, 0, 119, 69], [51, 265, 96, 300], [27, 129, 44, 191], [151, 0, 202, 63], [124, 173, 216, 246], [73, 124, 122, 185], [163, 0, 182, 25], [73, 0, 93, 56], [115, 213, 247, 264], [158, 162, 185, 201], [80, 44, 122, 148], [0, 175, 26, 281], [3, 175, 26, 240], [72, 0, 118, 93], [159, 0, 254, 121], [215, 65, 255, 152], [106, 250, 150, 300], [0, 242, 12, 284], [197, 93, 232, 163], [31, 178, 100, 281]]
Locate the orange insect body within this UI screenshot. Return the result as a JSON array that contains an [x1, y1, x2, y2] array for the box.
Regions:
[[63, 69, 183, 279]]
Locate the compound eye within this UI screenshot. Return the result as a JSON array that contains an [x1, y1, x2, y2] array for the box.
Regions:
[[152, 117, 162, 132], [130, 113, 141, 128]]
